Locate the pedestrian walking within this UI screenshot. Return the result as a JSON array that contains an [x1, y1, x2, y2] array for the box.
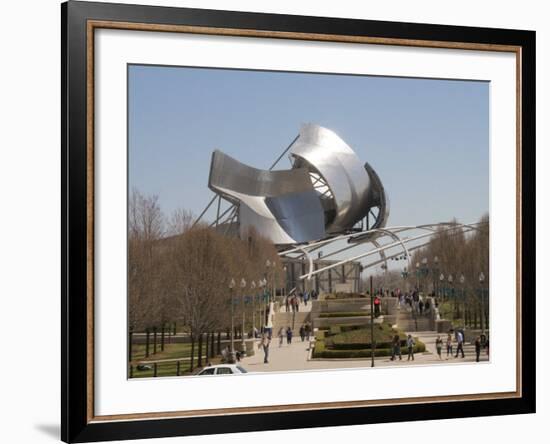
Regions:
[[390, 334, 402, 361], [261, 333, 271, 364], [455, 330, 465, 358], [278, 327, 285, 347], [304, 323, 311, 341], [286, 326, 293, 344], [475, 336, 481, 362], [299, 325, 306, 342], [435, 335, 443, 360], [221, 345, 229, 363], [406, 334, 415, 361], [446, 333, 453, 358]]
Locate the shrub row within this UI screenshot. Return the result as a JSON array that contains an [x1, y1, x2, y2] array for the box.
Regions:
[[319, 312, 368, 318], [330, 341, 397, 350], [325, 292, 367, 300], [312, 343, 426, 359]]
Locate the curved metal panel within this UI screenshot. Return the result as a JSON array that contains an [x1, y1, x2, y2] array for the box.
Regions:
[[209, 150, 313, 198], [208, 150, 325, 244], [290, 124, 371, 233], [364, 161, 390, 231]]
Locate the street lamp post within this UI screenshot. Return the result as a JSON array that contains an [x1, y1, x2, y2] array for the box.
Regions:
[[229, 278, 235, 353], [240, 278, 247, 352], [401, 267, 408, 293], [259, 278, 266, 334], [283, 266, 287, 299], [439, 273, 445, 302], [459, 274, 465, 324], [265, 259, 271, 332], [250, 280, 256, 337], [415, 262, 420, 290], [479, 272, 486, 334], [448, 274, 454, 319], [370, 275, 375, 367], [421, 257, 428, 293], [433, 256, 439, 297]]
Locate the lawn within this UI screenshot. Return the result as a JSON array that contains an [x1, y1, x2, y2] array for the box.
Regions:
[[130, 342, 209, 363], [130, 356, 224, 378]]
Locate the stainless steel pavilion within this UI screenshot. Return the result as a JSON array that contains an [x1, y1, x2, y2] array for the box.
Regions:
[[206, 124, 389, 245]]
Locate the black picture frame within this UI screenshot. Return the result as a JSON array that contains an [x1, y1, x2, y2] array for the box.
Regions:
[[62, 1, 536, 442]]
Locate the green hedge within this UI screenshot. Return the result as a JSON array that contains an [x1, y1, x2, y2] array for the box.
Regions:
[[311, 323, 426, 359], [326, 323, 403, 346], [340, 325, 362, 333], [330, 341, 395, 350], [312, 343, 426, 359], [325, 292, 366, 300], [319, 312, 368, 318]]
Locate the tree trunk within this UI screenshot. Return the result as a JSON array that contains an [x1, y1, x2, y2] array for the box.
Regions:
[[161, 323, 165, 352], [190, 334, 195, 372], [210, 332, 215, 358], [128, 328, 133, 363], [153, 326, 158, 354], [217, 332, 221, 354], [205, 332, 209, 359], [145, 328, 150, 358], [198, 333, 204, 367]]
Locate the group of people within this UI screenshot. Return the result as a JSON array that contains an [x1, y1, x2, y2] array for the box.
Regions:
[[398, 290, 433, 315], [276, 323, 312, 347], [390, 334, 417, 361], [434, 330, 489, 362], [389, 329, 489, 363], [284, 290, 318, 312], [258, 323, 314, 364]]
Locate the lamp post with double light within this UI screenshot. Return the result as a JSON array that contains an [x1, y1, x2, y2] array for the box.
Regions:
[[459, 274, 465, 323], [448, 274, 454, 319], [229, 278, 235, 353], [283, 266, 287, 299], [421, 257, 428, 293], [401, 267, 409, 293], [250, 280, 256, 337], [415, 262, 420, 290], [479, 272, 486, 334], [258, 278, 266, 334], [240, 278, 247, 352], [433, 256, 439, 297]]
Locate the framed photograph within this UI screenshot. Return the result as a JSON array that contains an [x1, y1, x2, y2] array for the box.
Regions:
[[62, 1, 535, 442]]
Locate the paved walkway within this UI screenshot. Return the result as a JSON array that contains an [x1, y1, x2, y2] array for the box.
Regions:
[[239, 330, 488, 373]]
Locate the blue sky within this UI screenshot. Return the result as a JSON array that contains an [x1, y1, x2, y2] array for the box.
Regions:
[[128, 64, 489, 228]]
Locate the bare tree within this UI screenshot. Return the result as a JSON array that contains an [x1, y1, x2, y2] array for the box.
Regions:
[[128, 189, 165, 361]]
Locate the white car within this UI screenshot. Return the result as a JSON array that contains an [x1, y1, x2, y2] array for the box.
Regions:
[[197, 364, 248, 376]]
